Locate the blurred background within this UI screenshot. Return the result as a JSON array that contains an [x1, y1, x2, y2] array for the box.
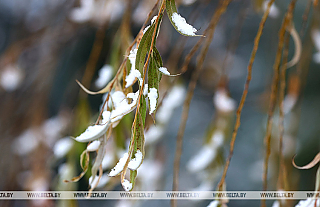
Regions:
[[0, 0, 319, 207]]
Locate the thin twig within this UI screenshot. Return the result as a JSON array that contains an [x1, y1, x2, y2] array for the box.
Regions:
[[171, 1, 232, 207], [277, 27, 290, 195], [217, 0, 275, 191], [261, 1, 297, 207]]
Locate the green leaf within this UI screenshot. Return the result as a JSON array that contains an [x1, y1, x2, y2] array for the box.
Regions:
[[147, 48, 163, 114], [127, 96, 146, 190], [129, 170, 138, 190], [135, 14, 163, 76]]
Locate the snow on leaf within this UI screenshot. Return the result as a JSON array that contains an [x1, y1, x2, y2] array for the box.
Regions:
[[121, 179, 133, 191], [128, 150, 143, 170], [125, 49, 142, 88], [158, 67, 170, 75], [87, 140, 101, 151], [166, 0, 200, 36], [151, 15, 158, 25], [74, 111, 111, 142], [148, 88, 158, 114], [108, 153, 129, 177], [171, 12, 197, 36], [158, 66, 181, 76], [295, 199, 320, 207]]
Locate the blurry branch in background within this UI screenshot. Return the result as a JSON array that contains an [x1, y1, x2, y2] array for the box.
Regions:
[[171, 1, 232, 206], [217, 0, 275, 192], [262, 1, 297, 207]]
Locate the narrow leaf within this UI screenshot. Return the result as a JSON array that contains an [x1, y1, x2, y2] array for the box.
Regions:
[[292, 152, 320, 169]]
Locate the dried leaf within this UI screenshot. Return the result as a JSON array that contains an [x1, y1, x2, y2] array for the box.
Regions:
[[292, 152, 320, 169], [64, 150, 89, 183]]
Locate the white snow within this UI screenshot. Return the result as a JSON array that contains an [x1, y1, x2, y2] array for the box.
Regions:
[[89, 173, 110, 188], [151, 15, 158, 24], [75, 111, 111, 142], [143, 84, 148, 95], [295, 199, 320, 207], [109, 91, 139, 123], [148, 88, 158, 114], [158, 67, 170, 75], [125, 49, 142, 88], [69, 0, 94, 23], [121, 179, 133, 191], [313, 52, 320, 64], [58, 163, 73, 178], [312, 29, 320, 51], [143, 25, 150, 34], [156, 85, 185, 123], [30, 177, 49, 191], [128, 150, 143, 170], [13, 129, 39, 156], [210, 131, 224, 147], [87, 140, 101, 151], [171, 12, 197, 36], [102, 152, 114, 170], [53, 137, 74, 158], [272, 201, 280, 207], [0, 64, 23, 92], [95, 65, 113, 89], [263, 0, 279, 18], [283, 94, 297, 114], [145, 125, 164, 145], [110, 91, 126, 108], [213, 89, 236, 113], [137, 159, 163, 190], [182, 0, 197, 5], [108, 153, 129, 176], [42, 115, 68, 147], [186, 146, 216, 172], [207, 200, 220, 207], [312, 29, 320, 64]]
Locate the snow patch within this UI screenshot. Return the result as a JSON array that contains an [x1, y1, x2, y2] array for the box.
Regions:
[[263, 0, 279, 18], [122, 179, 133, 191], [151, 15, 158, 24], [108, 153, 129, 176], [53, 137, 74, 158], [213, 89, 236, 113], [187, 146, 216, 172], [148, 88, 158, 114], [145, 125, 164, 145], [0, 64, 24, 92], [95, 65, 113, 88], [295, 199, 320, 207], [128, 150, 143, 170], [87, 140, 101, 151], [125, 49, 142, 88], [171, 12, 197, 36], [159, 67, 170, 75], [75, 111, 111, 142], [207, 200, 220, 207], [89, 173, 110, 188]]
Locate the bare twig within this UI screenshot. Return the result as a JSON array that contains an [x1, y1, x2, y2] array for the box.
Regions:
[[261, 1, 297, 207], [217, 0, 275, 191], [171, 1, 232, 207]]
